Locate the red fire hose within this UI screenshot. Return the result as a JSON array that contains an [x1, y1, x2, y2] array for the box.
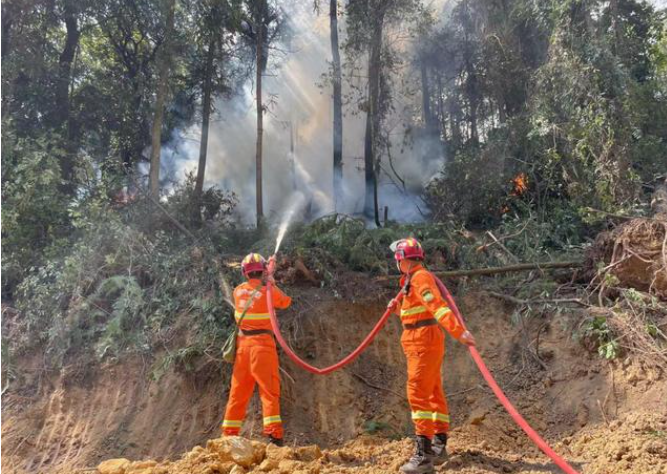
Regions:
[[433, 277, 581, 474], [266, 285, 402, 375], [265, 259, 580, 474]]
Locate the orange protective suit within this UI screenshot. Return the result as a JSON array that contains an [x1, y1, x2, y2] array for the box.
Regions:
[[399, 264, 465, 438], [222, 279, 291, 439]]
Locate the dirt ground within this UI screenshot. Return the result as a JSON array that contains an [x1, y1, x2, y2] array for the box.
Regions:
[[2, 278, 666, 474]]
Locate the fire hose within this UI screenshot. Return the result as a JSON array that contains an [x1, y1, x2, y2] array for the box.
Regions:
[[265, 259, 580, 474]]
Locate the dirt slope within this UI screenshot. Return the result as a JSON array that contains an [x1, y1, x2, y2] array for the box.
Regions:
[[2, 280, 666, 473]]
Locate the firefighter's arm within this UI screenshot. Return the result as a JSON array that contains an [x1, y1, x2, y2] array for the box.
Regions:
[[412, 273, 465, 340], [271, 285, 292, 309]]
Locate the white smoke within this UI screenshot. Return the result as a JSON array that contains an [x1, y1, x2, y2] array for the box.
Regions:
[[158, 1, 446, 225]]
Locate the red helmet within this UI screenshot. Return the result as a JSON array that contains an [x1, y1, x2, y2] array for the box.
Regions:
[[391, 238, 425, 262], [241, 253, 267, 276]]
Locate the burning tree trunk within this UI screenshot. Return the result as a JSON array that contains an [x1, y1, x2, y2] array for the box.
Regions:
[[192, 38, 216, 225], [148, 0, 176, 201], [330, 0, 343, 210]]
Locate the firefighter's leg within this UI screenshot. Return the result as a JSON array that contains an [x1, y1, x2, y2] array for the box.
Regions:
[[222, 346, 256, 435], [429, 351, 449, 464], [250, 344, 283, 439], [430, 354, 450, 435], [405, 349, 440, 438], [402, 348, 440, 473]]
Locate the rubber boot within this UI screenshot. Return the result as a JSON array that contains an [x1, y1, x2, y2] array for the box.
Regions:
[[268, 435, 284, 447], [431, 433, 448, 465], [399, 436, 435, 474]]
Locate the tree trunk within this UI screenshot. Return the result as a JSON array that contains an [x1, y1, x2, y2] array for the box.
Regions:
[[255, 24, 264, 227], [364, 17, 383, 226], [435, 73, 446, 142], [330, 0, 343, 211], [192, 38, 216, 225], [55, 2, 81, 194], [148, 0, 176, 201], [420, 59, 435, 131]]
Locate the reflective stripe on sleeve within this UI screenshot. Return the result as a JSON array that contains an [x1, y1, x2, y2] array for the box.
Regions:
[[434, 306, 453, 322]]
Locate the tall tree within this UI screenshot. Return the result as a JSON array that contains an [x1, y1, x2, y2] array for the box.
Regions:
[[149, 0, 177, 200], [54, 0, 83, 194], [189, 0, 243, 225], [330, 0, 344, 210], [346, 0, 420, 225], [242, 0, 281, 228]]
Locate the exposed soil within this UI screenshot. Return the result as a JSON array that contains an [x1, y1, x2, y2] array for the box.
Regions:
[[2, 275, 666, 474]]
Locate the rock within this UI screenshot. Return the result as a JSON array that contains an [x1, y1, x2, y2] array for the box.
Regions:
[[207, 437, 256, 467], [296, 445, 322, 462], [258, 458, 279, 471], [468, 408, 487, 425], [251, 440, 267, 464], [265, 443, 295, 461], [278, 459, 299, 473], [98, 458, 131, 474], [126, 460, 159, 474], [230, 465, 246, 474]]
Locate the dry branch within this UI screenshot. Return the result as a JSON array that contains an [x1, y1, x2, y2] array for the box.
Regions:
[[433, 261, 583, 278]]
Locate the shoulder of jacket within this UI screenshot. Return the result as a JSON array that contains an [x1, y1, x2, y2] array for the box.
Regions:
[[411, 269, 435, 286]]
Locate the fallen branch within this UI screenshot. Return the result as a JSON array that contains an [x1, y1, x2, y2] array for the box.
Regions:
[[351, 372, 406, 400], [487, 291, 590, 307], [433, 261, 583, 278]]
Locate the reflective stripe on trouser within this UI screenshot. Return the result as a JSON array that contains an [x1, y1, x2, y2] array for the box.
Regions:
[[222, 343, 283, 438], [405, 346, 450, 437]]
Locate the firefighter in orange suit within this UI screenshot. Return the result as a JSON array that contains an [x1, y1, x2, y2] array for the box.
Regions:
[[222, 253, 291, 445], [387, 238, 476, 474]]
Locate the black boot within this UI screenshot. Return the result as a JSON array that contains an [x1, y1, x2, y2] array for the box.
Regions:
[[268, 435, 284, 447], [399, 436, 435, 474], [432, 433, 448, 465]]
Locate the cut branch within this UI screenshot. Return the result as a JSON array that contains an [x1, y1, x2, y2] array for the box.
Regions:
[[433, 261, 583, 278]]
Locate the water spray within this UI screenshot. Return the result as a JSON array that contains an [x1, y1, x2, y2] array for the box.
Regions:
[[274, 193, 306, 254]]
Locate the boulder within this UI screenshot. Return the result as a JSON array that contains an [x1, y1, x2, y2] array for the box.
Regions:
[[98, 458, 131, 474]]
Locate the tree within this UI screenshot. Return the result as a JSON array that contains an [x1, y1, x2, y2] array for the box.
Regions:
[[345, 0, 421, 225], [330, 0, 344, 210], [241, 0, 282, 228], [148, 0, 176, 200], [188, 0, 245, 225]]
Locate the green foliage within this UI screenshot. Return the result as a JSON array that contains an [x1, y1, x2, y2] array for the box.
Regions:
[[424, 0, 667, 227], [8, 191, 239, 368], [582, 316, 620, 360], [362, 419, 391, 435], [1, 127, 71, 293]]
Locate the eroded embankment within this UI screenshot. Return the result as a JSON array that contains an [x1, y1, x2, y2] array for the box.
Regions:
[[2, 284, 666, 474]]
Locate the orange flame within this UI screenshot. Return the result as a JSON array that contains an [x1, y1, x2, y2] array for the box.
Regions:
[[511, 173, 528, 196]]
